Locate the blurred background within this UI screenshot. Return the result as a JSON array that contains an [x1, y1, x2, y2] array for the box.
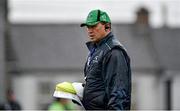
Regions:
[[0, 0, 180, 110]]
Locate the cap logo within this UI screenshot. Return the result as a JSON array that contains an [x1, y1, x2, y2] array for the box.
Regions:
[[88, 14, 93, 20]]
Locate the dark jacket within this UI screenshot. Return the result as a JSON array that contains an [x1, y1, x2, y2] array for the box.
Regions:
[[4, 101, 21, 110], [82, 32, 131, 110]]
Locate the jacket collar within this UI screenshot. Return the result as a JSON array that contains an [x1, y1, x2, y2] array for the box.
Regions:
[[86, 32, 113, 51]]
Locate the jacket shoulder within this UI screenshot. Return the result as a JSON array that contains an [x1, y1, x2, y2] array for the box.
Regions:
[[101, 37, 126, 55]]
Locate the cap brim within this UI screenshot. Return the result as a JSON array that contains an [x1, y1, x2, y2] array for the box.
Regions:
[[53, 90, 83, 107], [80, 23, 87, 27]]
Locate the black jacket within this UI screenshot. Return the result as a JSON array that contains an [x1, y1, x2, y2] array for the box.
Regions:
[[82, 32, 131, 110]]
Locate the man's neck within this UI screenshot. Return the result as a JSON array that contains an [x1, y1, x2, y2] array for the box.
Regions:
[[104, 31, 111, 38]]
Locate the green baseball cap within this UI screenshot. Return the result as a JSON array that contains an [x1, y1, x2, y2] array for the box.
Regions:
[[80, 9, 111, 27]]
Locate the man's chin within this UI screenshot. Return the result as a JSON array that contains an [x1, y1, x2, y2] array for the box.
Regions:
[[89, 40, 95, 42], [89, 38, 95, 41], [90, 40, 99, 43]]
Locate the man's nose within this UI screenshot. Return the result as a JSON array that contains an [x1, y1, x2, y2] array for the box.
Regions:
[[87, 28, 93, 33]]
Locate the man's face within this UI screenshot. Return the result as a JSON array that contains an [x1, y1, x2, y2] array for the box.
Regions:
[[86, 22, 106, 43]]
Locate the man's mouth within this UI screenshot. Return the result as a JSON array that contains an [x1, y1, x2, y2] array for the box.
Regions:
[[89, 34, 94, 37], [88, 34, 94, 38]]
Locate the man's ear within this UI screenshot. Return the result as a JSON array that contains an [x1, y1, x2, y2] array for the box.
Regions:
[[105, 24, 110, 30]]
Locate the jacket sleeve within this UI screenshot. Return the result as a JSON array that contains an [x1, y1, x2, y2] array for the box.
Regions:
[[103, 48, 131, 110]]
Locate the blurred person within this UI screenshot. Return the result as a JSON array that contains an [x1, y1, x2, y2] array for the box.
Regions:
[[52, 82, 85, 110], [80, 9, 131, 110], [4, 89, 22, 110], [0, 103, 5, 110], [48, 98, 75, 111]]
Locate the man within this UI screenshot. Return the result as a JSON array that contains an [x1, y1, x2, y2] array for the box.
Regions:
[[80, 9, 131, 110], [4, 89, 22, 110]]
